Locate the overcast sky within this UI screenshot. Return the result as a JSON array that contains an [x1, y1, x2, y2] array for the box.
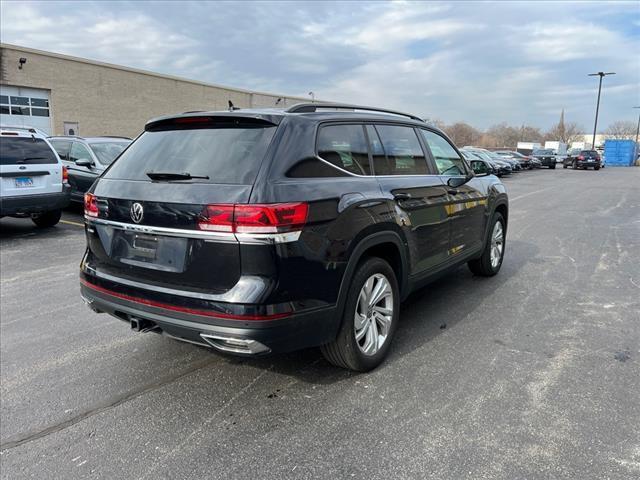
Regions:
[[1, 0, 638, 130]]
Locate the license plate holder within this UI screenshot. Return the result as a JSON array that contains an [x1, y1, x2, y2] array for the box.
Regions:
[[14, 177, 34, 188]]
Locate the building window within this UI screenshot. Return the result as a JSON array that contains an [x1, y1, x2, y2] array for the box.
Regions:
[[0, 96, 50, 117]]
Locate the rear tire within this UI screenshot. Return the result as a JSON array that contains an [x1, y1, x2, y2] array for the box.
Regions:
[[468, 212, 505, 277], [321, 257, 399, 372], [563, 164, 568, 169], [31, 209, 62, 228], [549, 164, 556, 169], [595, 166, 600, 170]]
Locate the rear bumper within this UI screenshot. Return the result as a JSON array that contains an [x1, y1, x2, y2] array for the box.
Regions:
[[576, 160, 600, 168], [80, 275, 340, 355], [0, 185, 71, 216]]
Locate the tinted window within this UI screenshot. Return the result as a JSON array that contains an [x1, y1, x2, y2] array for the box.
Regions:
[[50, 139, 72, 161], [420, 130, 466, 176], [104, 125, 276, 184], [0, 106, 8, 115], [70, 142, 93, 163], [10, 106, 29, 115], [374, 125, 427, 175], [31, 108, 50, 117], [0, 137, 58, 165], [317, 124, 371, 175], [287, 158, 349, 178], [89, 141, 129, 165], [10, 96, 29, 106], [0, 95, 8, 104], [30, 98, 49, 107]]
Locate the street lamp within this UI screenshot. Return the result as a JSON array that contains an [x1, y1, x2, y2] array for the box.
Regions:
[[308, 91, 315, 103], [588, 71, 615, 149], [634, 106, 640, 145]]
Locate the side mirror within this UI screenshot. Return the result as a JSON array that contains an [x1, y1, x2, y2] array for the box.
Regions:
[[447, 172, 473, 188], [470, 160, 490, 176], [75, 158, 94, 167]]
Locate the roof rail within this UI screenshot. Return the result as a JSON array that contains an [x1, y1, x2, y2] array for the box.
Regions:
[[285, 103, 424, 122]]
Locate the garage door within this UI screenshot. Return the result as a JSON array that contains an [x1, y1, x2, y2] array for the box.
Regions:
[[0, 86, 52, 135]]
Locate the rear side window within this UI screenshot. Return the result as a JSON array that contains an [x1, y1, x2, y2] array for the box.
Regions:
[[50, 139, 72, 161], [103, 125, 277, 184], [374, 125, 428, 175], [317, 124, 371, 175], [420, 130, 467, 176], [0, 137, 58, 165]]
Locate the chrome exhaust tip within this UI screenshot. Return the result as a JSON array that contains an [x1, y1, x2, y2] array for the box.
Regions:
[[199, 333, 271, 355]]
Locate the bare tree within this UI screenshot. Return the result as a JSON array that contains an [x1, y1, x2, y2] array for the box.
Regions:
[[423, 117, 447, 130], [604, 120, 636, 139], [441, 122, 481, 147], [545, 121, 583, 143]]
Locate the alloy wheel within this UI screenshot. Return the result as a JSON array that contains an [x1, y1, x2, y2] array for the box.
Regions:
[[354, 274, 393, 356], [490, 221, 504, 269]]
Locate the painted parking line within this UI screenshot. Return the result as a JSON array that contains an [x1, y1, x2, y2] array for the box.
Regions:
[[60, 219, 84, 227]]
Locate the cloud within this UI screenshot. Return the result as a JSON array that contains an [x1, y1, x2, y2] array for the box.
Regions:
[[1, 0, 638, 129]]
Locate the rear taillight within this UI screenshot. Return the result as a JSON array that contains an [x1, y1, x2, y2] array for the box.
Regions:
[[578, 155, 584, 160], [198, 203, 308, 234], [62, 165, 69, 184], [84, 193, 99, 217]]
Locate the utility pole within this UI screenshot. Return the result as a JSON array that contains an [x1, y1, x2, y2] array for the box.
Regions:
[[634, 106, 640, 145], [588, 71, 615, 148]]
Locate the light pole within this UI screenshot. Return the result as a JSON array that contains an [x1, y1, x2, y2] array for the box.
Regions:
[[588, 71, 615, 149], [634, 106, 640, 145], [308, 91, 315, 103]]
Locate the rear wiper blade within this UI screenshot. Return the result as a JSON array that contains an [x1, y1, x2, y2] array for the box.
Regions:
[[145, 171, 210, 181]]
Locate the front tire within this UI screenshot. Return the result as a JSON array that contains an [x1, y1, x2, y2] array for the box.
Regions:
[[468, 212, 506, 277], [31, 209, 62, 228], [321, 257, 399, 372]]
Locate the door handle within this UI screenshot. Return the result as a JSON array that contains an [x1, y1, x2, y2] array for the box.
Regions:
[[393, 193, 412, 201], [447, 189, 459, 195]]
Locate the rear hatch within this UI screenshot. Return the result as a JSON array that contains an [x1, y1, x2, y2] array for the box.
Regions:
[[86, 115, 279, 293], [0, 135, 62, 197], [581, 150, 599, 161]]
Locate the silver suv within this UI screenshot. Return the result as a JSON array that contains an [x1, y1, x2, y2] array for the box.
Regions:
[[0, 126, 70, 227]]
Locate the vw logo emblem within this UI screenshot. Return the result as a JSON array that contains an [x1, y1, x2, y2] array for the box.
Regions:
[[130, 202, 144, 224]]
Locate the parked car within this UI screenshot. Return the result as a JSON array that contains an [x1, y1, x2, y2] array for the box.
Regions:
[[79, 103, 509, 372], [462, 148, 512, 176], [563, 149, 601, 170], [531, 149, 556, 169], [0, 126, 70, 226], [49, 136, 131, 202], [494, 150, 533, 169], [462, 150, 498, 176]]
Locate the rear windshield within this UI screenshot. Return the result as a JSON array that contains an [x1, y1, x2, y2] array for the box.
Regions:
[[0, 137, 58, 165], [581, 150, 598, 155], [103, 126, 276, 184], [533, 149, 554, 155], [89, 141, 130, 165]]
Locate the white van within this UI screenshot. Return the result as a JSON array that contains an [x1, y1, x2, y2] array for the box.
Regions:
[[0, 126, 70, 227]]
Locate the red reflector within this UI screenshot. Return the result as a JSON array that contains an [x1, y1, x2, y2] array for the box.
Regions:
[[62, 165, 69, 183], [578, 155, 584, 160], [198, 203, 308, 234], [84, 193, 98, 217]]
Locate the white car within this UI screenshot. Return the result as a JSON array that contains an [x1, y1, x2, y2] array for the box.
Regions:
[[0, 126, 70, 227]]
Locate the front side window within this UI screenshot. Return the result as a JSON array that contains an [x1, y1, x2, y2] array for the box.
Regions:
[[89, 141, 130, 165], [69, 142, 93, 163], [374, 125, 428, 175], [420, 130, 466, 176], [317, 124, 371, 175]]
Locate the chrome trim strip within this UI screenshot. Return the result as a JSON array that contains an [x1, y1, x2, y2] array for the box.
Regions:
[[85, 217, 301, 244]]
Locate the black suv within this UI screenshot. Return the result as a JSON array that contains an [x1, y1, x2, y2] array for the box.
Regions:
[[563, 149, 601, 170], [80, 103, 509, 371]]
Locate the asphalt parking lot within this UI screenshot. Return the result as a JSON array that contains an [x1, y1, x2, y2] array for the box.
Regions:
[[1, 167, 639, 479]]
